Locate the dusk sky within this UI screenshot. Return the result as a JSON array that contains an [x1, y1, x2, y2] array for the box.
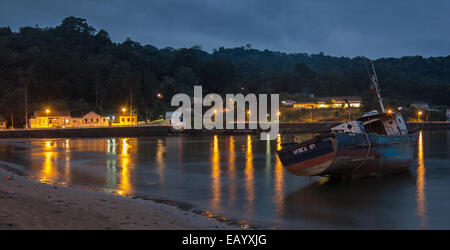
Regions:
[[1, 0, 449, 58]]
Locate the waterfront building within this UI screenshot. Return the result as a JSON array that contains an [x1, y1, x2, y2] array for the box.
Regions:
[[29, 111, 71, 128], [70, 117, 84, 127], [165, 111, 183, 126], [281, 100, 295, 106], [411, 102, 430, 111], [293, 102, 316, 109], [29, 110, 110, 128], [113, 114, 138, 126], [0, 117, 6, 129], [80, 111, 109, 127], [293, 96, 361, 109]]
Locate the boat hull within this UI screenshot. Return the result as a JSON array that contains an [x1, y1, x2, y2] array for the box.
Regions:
[[276, 132, 418, 178], [277, 137, 336, 176]]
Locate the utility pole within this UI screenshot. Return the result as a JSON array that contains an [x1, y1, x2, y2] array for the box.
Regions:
[[24, 81, 28, 129], [130, 86, 133, 125], [10, 112, 14, 129]]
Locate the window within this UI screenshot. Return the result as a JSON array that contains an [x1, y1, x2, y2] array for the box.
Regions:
[[96, 118, 99, 122], [127, 118, 130, 122], [122, 118, 124, 122]]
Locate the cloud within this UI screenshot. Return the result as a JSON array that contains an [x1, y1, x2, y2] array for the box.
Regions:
[[1, 0, 449, 58]]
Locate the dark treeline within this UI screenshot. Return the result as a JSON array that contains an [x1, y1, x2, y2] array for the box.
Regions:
[[1, 17, 449, 126]]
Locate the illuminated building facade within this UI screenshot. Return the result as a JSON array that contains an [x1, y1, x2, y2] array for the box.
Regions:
[[113, 115, 138, 126], [0, 117, 6, 129], [293, 96, 361, 109], [29, 111, 71, 128], [79, 111, 109, 127], [29, 110, 110, 128]]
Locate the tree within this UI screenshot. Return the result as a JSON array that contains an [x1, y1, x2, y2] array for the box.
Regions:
[[56, 16, 96, 35]]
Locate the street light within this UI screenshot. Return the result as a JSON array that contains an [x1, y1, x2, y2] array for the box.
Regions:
[[387, 109, 392, 114], [122, 108, 126, 112], [45, 109, 50, 114], [418, 111, 422, 121], [157, 93, 163, 99]]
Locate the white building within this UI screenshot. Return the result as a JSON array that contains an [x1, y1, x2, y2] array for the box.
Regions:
[[411, 102, 429, 111]]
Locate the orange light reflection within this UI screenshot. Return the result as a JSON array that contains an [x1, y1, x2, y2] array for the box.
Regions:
[[245, 135, 255, 216], [416, 131, 427, 227], [228, 136, 236, 207], [210, 135, 221, 210], [273, 133, 284, 217]]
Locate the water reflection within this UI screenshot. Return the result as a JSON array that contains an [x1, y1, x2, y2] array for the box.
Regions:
[[2, 131, 448, 229], [156, 139, 166, 186], [228, 136, 237, 207], [245, 135, 255, 217], [105, 139, 117, 192], [416, 131, 427, 227], [273, 134, 284, 218], [40, 140, 58, 183], [117, 138, 131, 195], [210, 135, 221, 210], [106, 138, 137, 195], [283, 173, 416, 229], [42, 151, 56, 183]]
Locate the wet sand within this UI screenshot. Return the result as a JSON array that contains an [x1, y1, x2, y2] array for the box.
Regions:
[[0, 168, 237, 230]]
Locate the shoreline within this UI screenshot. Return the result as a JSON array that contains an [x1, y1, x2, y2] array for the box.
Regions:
[[0, 122, 448, 139], [0, 167, 242, 230]]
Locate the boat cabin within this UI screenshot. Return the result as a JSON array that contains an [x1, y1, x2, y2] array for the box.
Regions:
[[331, 121, 366, 134], [330, 110, 408, 136], [357, 110, 408, 136]]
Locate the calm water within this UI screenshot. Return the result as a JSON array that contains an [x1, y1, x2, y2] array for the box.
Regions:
[[0, 131, 449, 229]]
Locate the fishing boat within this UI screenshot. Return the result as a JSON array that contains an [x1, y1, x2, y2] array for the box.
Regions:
[[276, 61, 418, 179]]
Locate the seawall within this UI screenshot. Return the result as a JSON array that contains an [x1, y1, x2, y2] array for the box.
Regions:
[[0, 122, 448, 139]]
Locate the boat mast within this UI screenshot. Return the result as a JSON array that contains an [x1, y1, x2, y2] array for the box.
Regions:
[[368, 60, 385, 113]]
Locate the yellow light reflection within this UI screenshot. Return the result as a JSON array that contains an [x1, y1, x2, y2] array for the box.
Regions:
[[273, 133, 284, 217], [63, 155, 71, 185], [277, 133, 282, 151], [41, 151, 55, 183], [64, 139, 70, 152], [265, 134, 271, 179], [40, 140, 58, 183], [122, 138, 129, 155], [245, 135, 255, 216], [117, 138, 132, 196], [416, 131, 427, 227], [156, 139, 166, 186], [316, 177, 329, 186], [210, 135, 221, 210], [228, 136, 236, 206]]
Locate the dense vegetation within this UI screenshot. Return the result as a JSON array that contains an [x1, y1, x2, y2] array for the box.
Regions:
[[1, 17, 449, 126]]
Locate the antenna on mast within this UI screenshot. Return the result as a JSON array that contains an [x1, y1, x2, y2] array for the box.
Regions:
[[364, 57, 385, 113]]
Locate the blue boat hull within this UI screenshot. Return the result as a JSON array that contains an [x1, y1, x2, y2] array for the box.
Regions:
[[277, 132, 418, 178]]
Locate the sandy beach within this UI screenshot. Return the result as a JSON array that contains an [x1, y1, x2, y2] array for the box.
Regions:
[[0, 167, 238, 230]]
